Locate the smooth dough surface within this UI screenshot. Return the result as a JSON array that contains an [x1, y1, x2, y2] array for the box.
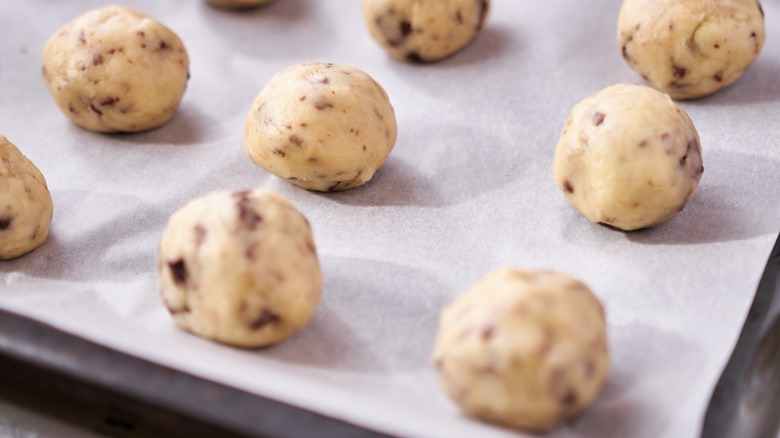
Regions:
[[364, 0, 490, 62], [0, 136, 53, 260], [618, 0, 765, 99], [206, 0, 274, 9], [42, 6, 189, 132], [244, 62, 397, 192], [553, 84, 703, 231], [432, 268, 609, 432], [158, 189, 322, 348]]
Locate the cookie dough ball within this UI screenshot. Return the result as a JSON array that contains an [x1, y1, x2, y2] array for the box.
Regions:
[[42, 6, 189, 132], [205, 0, 274, 9], [364, 0, 490, 62], [157, 189, 322, 348], [0, 136, 53, 260], [618, 0, 765, 99], [432, 268, 609, 432], [553, 84, 703, 231], [244, 62, 397, 192]]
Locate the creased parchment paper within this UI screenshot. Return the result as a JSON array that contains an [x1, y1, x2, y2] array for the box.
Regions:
[[1, 1, 779, 437]]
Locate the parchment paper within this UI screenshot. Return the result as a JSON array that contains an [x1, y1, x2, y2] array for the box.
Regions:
[[1, 1, 779, 437]]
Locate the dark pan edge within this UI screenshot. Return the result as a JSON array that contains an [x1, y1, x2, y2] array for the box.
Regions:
[[701, 232, 780, 438], [0, 309, 389, 438]]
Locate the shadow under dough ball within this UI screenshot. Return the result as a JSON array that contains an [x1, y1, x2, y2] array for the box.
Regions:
[[244, 62, 397, 192], [42, 6, 190, 133], [157, 189, 322, 348], [0, 135, 53, 260], [363, 0, 490, 62], [618, 0, 765, 99], [553, 84, 704, 231], [432, 268, 610, 432]]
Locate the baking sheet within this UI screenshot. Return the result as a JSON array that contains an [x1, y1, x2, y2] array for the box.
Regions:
[[1, 1, 779, 437]]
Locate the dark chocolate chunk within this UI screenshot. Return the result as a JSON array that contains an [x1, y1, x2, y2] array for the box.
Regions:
[[672, 64, 687, 79], [592, 112, 605, 126], [93, 54, 104, 65], [159, 40, 170, 50], [563, 180, 574, 194], [714, 71, 723, 82], [289, 135, 303, 146], [168, 259, 188, 285], [249, 308, 280, 330], [233, 191, 263, 229], [400, 20, 412, 37], [100, 97, 117, 105], [89, 103, 103, 116], [406, 51, 424, 63], [0, 217, 12, 230], [561, 389, 578, 406]]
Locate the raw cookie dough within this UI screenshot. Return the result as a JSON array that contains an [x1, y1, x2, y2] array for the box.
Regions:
[[432, 268, 609, 432], [42, 6, 189, 132], [157, 189, 322, 348], [363, 0, 490, 62], [244, 62, 397, 192], [618, 0, 765, 99], [205, 0, 274, 9], [0, 136, 53, 260], [553, 84, 703, 231]]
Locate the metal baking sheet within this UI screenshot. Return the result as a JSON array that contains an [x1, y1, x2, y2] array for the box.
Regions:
[[1, 1, 779, 437]]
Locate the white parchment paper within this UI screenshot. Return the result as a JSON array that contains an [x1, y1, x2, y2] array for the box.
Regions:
[[2, 1, 779, 437]]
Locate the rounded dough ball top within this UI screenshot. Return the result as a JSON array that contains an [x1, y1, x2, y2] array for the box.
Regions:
[[205, 0, 275, 9], [244, 62, 397, 192], [364, 0, 490, 62], [0, 135, 53, 260], [42, 6, 190, 133], [553, 84, 703, 231], [157, 189, 322, 348], [432, 268, 610, 432], [618, 0, 765, 99]]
